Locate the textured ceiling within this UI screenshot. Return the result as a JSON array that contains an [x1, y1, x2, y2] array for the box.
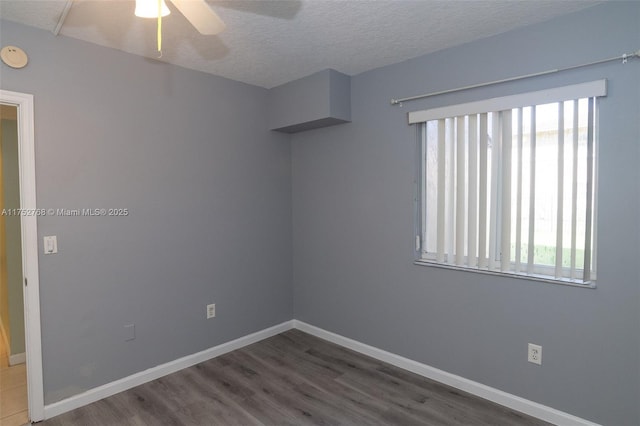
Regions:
[[0, 0, 601, 88]]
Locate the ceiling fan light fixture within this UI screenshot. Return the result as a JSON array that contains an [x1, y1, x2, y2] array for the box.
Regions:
[[135, 0, 170, 18]]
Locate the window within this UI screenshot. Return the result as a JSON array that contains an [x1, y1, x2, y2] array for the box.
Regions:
[[410, 80, 606, 285]]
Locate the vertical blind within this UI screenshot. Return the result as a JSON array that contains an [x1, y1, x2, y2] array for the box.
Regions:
[[410, 80, 606, 283]]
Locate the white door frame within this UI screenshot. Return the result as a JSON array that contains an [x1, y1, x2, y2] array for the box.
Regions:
[[0, 89, 44, 422]]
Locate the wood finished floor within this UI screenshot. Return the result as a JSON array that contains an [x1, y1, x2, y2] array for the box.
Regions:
[[42, 330, 549, 426]]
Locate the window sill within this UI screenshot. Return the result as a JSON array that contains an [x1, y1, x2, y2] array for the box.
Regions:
[[413, 259, 597, 289]]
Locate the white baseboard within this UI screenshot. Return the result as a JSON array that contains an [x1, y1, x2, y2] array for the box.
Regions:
[[293, 320, 599, 426], [9, 351, 26, 365], [44, 320, 294, 419]]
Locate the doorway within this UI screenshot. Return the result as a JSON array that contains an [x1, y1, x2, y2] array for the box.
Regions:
[[0, 90, 43, 423], [1, 103, 28, 424]]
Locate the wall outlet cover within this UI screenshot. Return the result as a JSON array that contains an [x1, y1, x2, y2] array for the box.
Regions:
[[528, 343, 542, 365], [43, 235, 58, 254], [124, 324, 135, 341], [207, 304, 216, 319]]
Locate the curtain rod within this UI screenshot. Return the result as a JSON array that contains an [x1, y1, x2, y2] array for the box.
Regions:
[[390, 49, 640, 106]]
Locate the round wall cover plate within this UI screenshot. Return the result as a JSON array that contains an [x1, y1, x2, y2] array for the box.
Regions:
[[1, 46, 28, 69]]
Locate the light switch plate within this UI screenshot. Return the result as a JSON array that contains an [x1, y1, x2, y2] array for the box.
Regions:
[[43, 236, 57, 254]]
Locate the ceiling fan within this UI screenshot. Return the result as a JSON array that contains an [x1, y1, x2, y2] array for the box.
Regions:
[[134, 0, 225, 53]]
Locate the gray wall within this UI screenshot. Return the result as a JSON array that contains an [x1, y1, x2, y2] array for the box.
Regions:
[[1, 118, 25, 355], [0, 21, 292, 404], [292, 3, 639, 425]]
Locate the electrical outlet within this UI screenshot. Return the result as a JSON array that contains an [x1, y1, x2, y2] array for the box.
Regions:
[[528, 343, 542, 365], [124, 324, 135, 341], [206, 303, 216, 319]]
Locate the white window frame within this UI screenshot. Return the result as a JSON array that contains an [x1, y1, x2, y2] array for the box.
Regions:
[[410, 80, 605, 287]]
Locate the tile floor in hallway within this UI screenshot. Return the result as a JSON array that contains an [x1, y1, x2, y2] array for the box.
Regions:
[[0, 337, 28, 426]]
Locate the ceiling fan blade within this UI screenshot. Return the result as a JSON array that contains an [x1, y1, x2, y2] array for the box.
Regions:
[[169, 0, 226, 35]]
